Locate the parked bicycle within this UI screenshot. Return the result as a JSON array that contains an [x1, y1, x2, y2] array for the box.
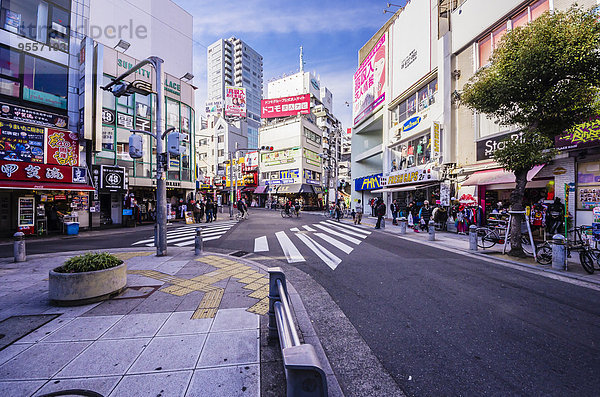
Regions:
[[476, 226, 534, 255], [536, 226, 598, 274]]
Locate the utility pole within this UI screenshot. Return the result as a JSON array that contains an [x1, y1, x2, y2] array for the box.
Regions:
[[229, 151, 234, 218]]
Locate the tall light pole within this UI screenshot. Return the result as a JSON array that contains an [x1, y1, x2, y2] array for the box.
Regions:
[[103, 56, 168, 256]]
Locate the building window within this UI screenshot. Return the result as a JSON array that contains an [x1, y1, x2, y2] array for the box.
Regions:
[[166, 98, 179, 130], [218, 149, 224, 157], [0, 46, 20, 97], [217, 134, 224, 143], [23, 54, 67, 109]]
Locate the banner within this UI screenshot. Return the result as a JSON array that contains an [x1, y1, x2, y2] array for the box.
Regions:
[[0, 160, 73, 182], [353, 34, 386, 126], [261, 147, 300, 166], [47, 129, 79, 166], [261, 94, 310, 119], [556, 116, 600, 150], [0, 102, 68, 128], [205, 100, 223, 114], [245, 151, 259, 170], [0, 120, 44, 163], [225, 86, 247, 118]]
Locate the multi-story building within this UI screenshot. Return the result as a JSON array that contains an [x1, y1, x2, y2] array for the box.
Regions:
[[0, 0, 196, 236], [352, 0, 599, 229]]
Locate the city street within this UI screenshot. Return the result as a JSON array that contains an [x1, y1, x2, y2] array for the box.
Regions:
[[6, 209, 600, 396]]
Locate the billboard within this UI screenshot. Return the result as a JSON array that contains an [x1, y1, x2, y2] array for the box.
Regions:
[[245, 151, 259, 170], [205, 100, 223, 115], [353, 34, 386, 126], [261, 94, 311, 119], [47, 129, 79, 167], [225, 86, 246, 118], [0, 120, 45, 163], [555, 116, 600, 151]]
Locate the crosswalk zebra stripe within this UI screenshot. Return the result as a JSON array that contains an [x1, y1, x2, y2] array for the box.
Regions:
[[254, 236, 269, 252], [275, 231, 305, 263], [314, 232, 353, 254], [166, 230, 229, 244], [302, 225, 316, 232], [174, 234, 222, 246], [166, 226, 233, 235], [295, 233, 341, 270], [290, 227, 300, 232], [132, 223, 237, 246], [313, 224, 361, 245], [323, 220, 371, 235], [320, 222, 369, 238]]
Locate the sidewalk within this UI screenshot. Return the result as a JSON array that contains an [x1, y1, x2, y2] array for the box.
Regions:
[[345, 215, 600, 285], [0, 247, 335, 396]]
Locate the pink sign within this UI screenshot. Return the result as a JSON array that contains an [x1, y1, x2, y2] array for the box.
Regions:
[[353, 34, 386, 126], [261, 94, 311, 119], [225, 86, 247, 118]]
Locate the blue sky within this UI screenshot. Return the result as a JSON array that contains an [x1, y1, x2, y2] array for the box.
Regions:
[[173, 0, 408, 129]]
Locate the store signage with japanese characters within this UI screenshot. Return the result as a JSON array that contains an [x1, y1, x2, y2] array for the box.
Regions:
[[261, 94, 311, 119], [0, 160, 73, 182], [261, 147, 299, 166], [0, 102, 68, 128], [380, 166, 438, 187], [225, 86, 247, 118], [117, 113, 134, 129], [101, 165, 126, 191], [47, 129, 79, 166], [0, 121, 44, 163], [555, 116, 600, 150], [353, 34, 386, 126]]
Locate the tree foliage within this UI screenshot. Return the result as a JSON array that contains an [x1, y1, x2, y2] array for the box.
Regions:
[[492, 132, 556, 174]]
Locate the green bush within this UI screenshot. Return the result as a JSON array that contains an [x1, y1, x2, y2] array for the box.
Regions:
[[56, 252, 123, 273]]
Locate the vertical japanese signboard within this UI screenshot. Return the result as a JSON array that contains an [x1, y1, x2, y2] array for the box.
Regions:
[[225, 86, 247, 118], [46, 129, 79, 166], [353, 34, 386, 126]]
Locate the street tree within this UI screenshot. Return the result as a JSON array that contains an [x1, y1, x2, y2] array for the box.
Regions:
[[461, 6, 600, 256]]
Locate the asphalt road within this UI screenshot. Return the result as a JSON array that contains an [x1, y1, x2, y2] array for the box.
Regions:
[[5, 208, 600, 396]]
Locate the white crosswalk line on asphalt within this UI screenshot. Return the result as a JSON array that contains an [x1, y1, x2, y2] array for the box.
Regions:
[[295, 233, 341, 270], [275, 231, 305, 263], [290, 227, 300, 232], [132, 222, 237, 246], [314, 233, 353, 254], [320, 221, 369, 238], [254, 236, 269, 252], [302, 225, 316, 232], [174, 234, 222, 246], [313, 224, 361, 245], [323, 220, 371, 235]]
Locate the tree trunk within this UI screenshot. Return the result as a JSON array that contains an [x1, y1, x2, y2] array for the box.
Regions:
[[508, 169, 529, 257]]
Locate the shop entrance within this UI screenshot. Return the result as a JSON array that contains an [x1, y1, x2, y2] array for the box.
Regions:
[[0, 192, 10, 232]]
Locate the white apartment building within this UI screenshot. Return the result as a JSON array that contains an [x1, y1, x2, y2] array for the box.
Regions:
[[206, 37, 263, 150]]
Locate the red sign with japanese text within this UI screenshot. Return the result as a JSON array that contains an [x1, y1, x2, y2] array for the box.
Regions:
[[46, 129, 79, 166], [0, 160, 73, 183], [261, 94, 311, 119]]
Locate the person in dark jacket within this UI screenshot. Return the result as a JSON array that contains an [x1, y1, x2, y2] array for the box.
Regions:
[[375, 198, 386, 229], [205, 199, 213, 223], [391, 199, 399, 225], [419, 200, 433, 231]]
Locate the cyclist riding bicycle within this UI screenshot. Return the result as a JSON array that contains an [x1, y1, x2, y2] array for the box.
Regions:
[[293, 199, 301, 215], [237, 198, 247, 218], [284, 199, 291, 215]]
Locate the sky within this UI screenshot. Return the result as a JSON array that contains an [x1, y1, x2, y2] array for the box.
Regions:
[[173, 0, 408, 130]]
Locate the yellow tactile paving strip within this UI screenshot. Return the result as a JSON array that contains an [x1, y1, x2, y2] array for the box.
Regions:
[[127, 255, 270, 319]]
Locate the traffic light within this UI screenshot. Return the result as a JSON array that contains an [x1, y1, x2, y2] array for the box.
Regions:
[[260, 146, 274, 151], [167, 131, 187, 156], [128, 134, 143, 159]]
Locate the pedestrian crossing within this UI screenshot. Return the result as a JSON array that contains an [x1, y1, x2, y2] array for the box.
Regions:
[[131, 220, 238, 247], [254, 220, 371, 270]]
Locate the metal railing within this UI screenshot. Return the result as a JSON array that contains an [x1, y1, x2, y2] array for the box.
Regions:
[[268, 268, 328, 397]]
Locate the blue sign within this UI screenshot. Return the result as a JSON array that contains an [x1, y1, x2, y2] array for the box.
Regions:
[[402, 116, 421, 133], [122, 209, 133, 216], [354, 173, 383, 191], [72, 167, 87, 183]]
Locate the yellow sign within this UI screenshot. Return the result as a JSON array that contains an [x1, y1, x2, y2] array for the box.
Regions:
[[184, 211, 194, 224]]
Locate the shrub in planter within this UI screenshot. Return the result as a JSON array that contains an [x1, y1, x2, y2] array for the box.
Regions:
[[49, 252, 127, 306]]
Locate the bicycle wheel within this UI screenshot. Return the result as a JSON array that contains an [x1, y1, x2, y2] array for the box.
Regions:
[[521, 236, 533, 255], [281, 210, 287, 218], [477, 229, 497, 249], [236, 213, 241, 221], [536, 242, 552, 265], [580, 250, 595, 274]]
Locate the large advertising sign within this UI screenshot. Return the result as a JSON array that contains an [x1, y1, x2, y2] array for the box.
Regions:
[[47, 129, 79, 167], [245, 151, 259, 170], [353, 34, 386, 126], [205, 100, 223, 115], [0, 120, 44, 163], [555, 116, 600, 150], [0, 102, 68, 128], [354, 173, 383, 191], [380, 166, 439, 187], [225, 86, 247, 118], [261, 94, 311, 119], [0, 160, 73, 182], [261, 147, 300, 166], [391, 0, 433, 99], [477, 131, 523, 161]]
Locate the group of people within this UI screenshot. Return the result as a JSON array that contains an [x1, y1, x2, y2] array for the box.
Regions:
[[187, 198, 218, 223], [355, 198, 448, 232]]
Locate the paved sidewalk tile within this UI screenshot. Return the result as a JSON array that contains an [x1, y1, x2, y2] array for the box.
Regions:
[[56, 338, 149, 378], [157, 311, 212, 336], [42, 315, 123, 342], [34, 376, 122, 397], [0, 380, 46, 396], [187, 365, 259, 397], [211, 308, 259, 332], [127, 334, 207, 374], [108, 370, 192, 397], [0, 343, 32, 365], [0, 341, 90, 380], [101, 313, 170, 339], [15, 316, 75, 344], [197, 329, 259, 368]]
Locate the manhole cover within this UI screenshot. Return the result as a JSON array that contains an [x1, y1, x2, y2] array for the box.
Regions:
[[230, 250, 249, 257]]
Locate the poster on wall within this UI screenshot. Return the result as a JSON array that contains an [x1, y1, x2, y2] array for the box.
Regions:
[[47, 129, 79, 166], [353, 34, 386, 126], [225, 86, 247, 118], [0, 121, 44, 163]]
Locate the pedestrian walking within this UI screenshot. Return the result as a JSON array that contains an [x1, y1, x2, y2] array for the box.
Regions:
[[370, 198, 376, 217], [391, 199, 399, 225], [335, 201, 342, 222], [419, 200, 433, 231], [355, 199, 363, 225], [409, 200, 420, 232], [205, 199, 213, 223], [375, 198, 386, 229]]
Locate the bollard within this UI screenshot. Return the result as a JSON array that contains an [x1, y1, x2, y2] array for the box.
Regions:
[[428, 220, 435, 241], [469, 225, 478, 251], [381, 217, 385, 229], [551, 234, 566, 270], [13, 232, 25, 262], [399, 217, 407, 234], [194, 228, 203, 256]]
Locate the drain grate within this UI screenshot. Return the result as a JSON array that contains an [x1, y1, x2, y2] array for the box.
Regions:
[[230, 250, 249, 257]]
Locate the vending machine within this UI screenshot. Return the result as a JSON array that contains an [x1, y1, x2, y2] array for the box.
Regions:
[[18, 196, 35, 235]]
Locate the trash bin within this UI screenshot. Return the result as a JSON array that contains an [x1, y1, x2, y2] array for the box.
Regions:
[[65, 222, 79, 235]]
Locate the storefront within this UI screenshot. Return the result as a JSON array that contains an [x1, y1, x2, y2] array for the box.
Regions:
[[377, 165, 440, 206], [353, 173, 383, 208]]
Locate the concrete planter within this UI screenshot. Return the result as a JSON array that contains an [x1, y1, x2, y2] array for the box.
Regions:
[[49, 263, 127, 306]]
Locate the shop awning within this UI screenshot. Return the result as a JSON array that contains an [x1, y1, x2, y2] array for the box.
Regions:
[[0, 181, 96, 191], [462, 165, 544, 186], [254, 185, 268, 194], [276, 183, 314, 194]]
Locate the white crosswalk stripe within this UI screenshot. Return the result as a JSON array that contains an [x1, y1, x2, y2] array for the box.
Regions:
[[254, 221, 371, 270], [131, 221, 238, 247]]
